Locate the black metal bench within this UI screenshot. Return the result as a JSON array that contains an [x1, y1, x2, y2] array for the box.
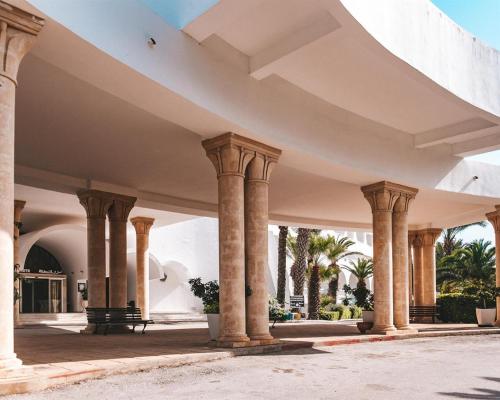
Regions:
[[86, 307, 154, 335], [409, 305, 439, 323]]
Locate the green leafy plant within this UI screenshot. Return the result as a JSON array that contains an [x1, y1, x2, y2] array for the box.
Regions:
[[81, 287, 88, 301], [188, 278, 220, 314], [269, 297, 286, 321]]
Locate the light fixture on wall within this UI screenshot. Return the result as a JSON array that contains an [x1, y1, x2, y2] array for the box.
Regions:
[[160, 272, 167, 282], [148, 37, 157, 47]]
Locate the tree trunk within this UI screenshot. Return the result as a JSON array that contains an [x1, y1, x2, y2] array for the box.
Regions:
[[293, 228, 310, 295], [328, 277, 338, 303], [308, 264, 320, 319], [276, 226, 288, 305]]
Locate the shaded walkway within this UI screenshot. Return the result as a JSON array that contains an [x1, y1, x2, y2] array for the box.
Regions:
[[5, 321, 499, 396]]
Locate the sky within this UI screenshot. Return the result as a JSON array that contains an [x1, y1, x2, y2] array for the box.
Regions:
[[428, 1, 499, 244]]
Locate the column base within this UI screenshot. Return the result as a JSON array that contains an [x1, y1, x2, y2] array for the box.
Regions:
[[216, 338, 280, 348], [395, 326, 419, 334], [248, 333, 274, 341], [369, 324, 397, 335], [0, 355, 22, 374], [495, 320, 500, 328]]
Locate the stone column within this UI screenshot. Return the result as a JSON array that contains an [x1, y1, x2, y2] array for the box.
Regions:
[[13, 200, 25, 327], [361, 182, 398, 334], [0, 4, 43, 372], [202, 133, 256, 347], [78, 190, 112, 332], [486, 208, 500, 327], [412, 233, 424, 306], [392, 188, 417, 330], [131, 217, 154, 320], [421, 228, 442, 307], [245, 148, 280, 343], [107, 196, 136, 308]]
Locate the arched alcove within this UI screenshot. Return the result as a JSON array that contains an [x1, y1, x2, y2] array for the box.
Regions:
[[20, 224, 87, 312]]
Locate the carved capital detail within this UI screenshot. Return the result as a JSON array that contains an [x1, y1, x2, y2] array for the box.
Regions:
[[77, 190, 113, 219], [419, 228, 442, 247], [486, 207, 500, 233], [202, 132, 281, 178], [362, 181, 418, 213], [0, 2, 44, 85], [410, 231, 424, 248], [246, 152, 279, 183], [107, 195, 137, 222], [131, 217, 155, 235], [14, 199, 25, 222]]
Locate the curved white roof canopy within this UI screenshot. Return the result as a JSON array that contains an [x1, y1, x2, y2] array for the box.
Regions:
[[9, 0, 500, 230]]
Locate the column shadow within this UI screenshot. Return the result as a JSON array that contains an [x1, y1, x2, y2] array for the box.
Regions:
[[439, 377, 500, 399]]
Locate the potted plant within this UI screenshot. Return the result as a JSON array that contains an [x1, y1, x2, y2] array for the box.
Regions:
[[361, 293, 375, 323], [473, 283, 496, 327], [189, 278, 219, 340]]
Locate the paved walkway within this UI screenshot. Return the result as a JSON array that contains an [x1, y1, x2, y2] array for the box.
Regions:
[[3, 321, 499, 396], [7, 335, 500, 400]]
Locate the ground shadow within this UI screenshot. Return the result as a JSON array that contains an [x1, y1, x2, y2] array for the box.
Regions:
[[439, 377, 500, 399]]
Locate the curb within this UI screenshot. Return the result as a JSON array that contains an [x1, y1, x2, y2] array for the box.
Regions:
[[280, 328, 500, 350]]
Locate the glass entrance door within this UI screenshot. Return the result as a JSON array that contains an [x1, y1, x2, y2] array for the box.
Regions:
[[49, 280, 62, 313]]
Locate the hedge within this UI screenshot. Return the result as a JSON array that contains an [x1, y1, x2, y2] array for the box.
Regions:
[[319, 310, 340, 321], [437, 293, 478, 323]]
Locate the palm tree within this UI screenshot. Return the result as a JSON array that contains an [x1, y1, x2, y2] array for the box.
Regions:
[[440, 222, 487, 256], [343, 258, 373, 288], [439, 239, 495, 292], [325, 236, 361, 299], [290, 228, 311, 296], [306, 233, 334, 319], [276, 226, 288, 305]]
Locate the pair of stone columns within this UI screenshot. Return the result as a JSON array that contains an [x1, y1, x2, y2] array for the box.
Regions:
[[0, 3, 43, 373], [361, 181, 418, 333], [486, 207, 500, 327], [202, 133, 281, 347], [77, 191, 136, 330], [408, 229, 441, 307]]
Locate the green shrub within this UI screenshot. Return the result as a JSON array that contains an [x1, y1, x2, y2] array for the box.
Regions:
[[269, 297, 287, 321], [327, 304, 352, 319], [319, 308, 340, 321], [320, 294, 334, 308], [437, 293, 478, 323], [350, 306, 363, 319]]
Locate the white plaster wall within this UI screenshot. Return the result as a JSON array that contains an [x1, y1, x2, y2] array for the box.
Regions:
[[19, 218, 375, 314]]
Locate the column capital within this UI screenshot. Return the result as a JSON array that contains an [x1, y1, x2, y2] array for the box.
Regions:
[[131, 217, 155, 235], [107, 195, 136, 222], [418, 228, 442, 246], [0, 2, 44, 85], [361, 181, 417, 213], [246, 152, 279, 183], [77, 189, 113, 219], [202, 132, 281, 178], [486, 206, 500, 232], [13, 199, 25, 220]]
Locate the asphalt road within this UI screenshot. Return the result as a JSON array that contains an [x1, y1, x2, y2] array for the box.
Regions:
[[8, 335, 500, 400]]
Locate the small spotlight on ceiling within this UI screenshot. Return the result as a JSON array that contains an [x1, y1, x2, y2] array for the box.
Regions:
[[148, 37, 157, 47], [473, 176, 479, 181]]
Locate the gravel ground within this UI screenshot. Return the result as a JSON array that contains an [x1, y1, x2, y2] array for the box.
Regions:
[[7, 335, 500, 400]]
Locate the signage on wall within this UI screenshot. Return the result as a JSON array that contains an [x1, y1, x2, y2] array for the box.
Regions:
[[289, 295, 305, 308]]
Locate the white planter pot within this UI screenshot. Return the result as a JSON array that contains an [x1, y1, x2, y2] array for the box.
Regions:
[[476, 308, 496, 327], [362, 310, 374, 323], [206, 313, 220, 340]]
